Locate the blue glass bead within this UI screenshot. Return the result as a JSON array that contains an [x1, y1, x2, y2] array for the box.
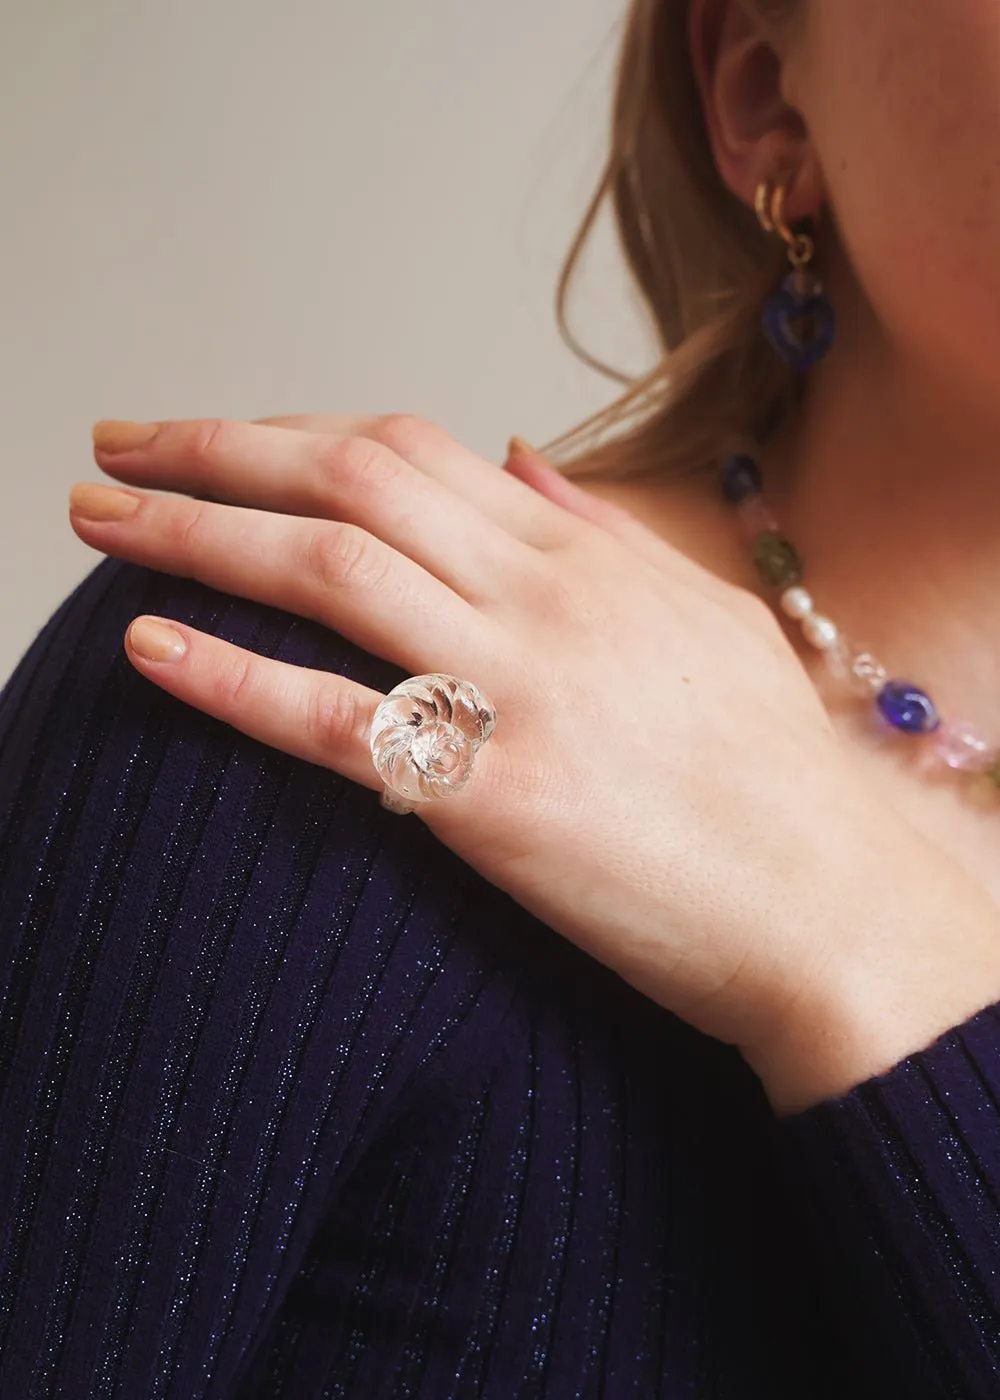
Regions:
[[876, 680, 941, 735], [721, 454, 763, 505], [762, 271, 837, 370]]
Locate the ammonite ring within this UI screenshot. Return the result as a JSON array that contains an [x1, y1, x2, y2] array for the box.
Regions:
[[368, 673, 498, 815]]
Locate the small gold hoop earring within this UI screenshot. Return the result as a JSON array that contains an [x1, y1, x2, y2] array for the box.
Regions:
[[756, 177, 836, 369], [754, 178, 814, 268]]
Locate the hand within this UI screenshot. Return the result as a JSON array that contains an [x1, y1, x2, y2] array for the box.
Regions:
[[67, 412, 995, 1099]]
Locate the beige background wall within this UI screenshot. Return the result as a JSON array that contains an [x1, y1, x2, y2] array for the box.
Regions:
[[1, 0, 654, 684]]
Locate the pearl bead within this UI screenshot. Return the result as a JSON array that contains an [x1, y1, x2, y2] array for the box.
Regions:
[[721, 467, 1000, 794], [820, 633, 853, 682], [801, 613, 839, 650], [779, 586, 814, 620]]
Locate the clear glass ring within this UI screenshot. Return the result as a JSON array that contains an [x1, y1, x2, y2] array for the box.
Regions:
[[369, 673, 498, 815]]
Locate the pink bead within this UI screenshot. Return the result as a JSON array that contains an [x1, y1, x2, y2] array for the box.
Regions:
[[736, 496, 780, 540], [930, 721, 996, 772]]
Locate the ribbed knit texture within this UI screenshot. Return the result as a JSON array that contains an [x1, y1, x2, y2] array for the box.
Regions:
[[0, 557, 998, 1398]]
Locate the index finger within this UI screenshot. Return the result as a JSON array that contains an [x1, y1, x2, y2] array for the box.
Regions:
[[94, 412, 573, 549]]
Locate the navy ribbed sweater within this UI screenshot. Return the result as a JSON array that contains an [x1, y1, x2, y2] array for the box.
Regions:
[[1, 555, 999, 1398]]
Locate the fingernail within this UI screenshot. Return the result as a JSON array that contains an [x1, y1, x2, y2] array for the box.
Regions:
[[507, 435, 538, 458], [69, 482, 142, 521], [92, 419, 160, 453], [128, 616, 188, 662]]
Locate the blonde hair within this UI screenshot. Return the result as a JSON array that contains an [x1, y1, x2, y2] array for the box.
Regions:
[[548, 0, 804, 485]]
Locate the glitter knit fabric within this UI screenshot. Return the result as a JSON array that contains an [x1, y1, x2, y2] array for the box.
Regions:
[[0, 556, 997, 1398]]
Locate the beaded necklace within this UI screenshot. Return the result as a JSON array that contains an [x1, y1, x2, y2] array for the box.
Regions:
[[740, 178, 1000, 793], [720, 452, 1000, 791]]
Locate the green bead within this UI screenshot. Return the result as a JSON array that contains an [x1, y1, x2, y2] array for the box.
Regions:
[[752, 532, 802, 588]]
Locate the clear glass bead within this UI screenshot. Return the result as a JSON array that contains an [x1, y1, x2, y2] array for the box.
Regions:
[[370, 673, 497, 812], [736, 496, 780, 541], [848, 650, 889, 696], [930, 721, 996, 772], [822, 638, 888, 697]]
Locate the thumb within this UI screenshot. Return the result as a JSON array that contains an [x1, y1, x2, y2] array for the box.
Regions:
[[504, 437, 668, 564], [504, 437, 632, 526]]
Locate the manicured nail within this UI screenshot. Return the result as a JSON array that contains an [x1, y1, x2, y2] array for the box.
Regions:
[[128, 616, 188, 663], [92, 419, 160, 453], [507, 435, 538, 458], [69, 482, 142, 521]]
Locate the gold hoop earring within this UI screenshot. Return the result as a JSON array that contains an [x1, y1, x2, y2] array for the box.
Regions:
[[755, 177, 836, 370], [754, 178, 814, 270]]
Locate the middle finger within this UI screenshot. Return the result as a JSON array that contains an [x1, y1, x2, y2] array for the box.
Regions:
[[68, 486, 502, 675], [90, 418, 537, 604]]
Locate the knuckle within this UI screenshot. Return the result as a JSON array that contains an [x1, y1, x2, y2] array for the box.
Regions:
[[314, 435, 396, 495], [340, 436, 398, 492], [181, 417, 230, 461], [307, 681, 364, 754], [304, 522, 386, 593], [173, 498, 210, 553], [211, 650, 256, 710], [372, 412, 431, 458], [528, 558, 584, 623]]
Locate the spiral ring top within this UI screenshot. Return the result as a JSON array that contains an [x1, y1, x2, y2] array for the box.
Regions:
[[369, 673, 497, 811]]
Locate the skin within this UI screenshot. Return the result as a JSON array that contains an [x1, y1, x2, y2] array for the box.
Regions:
[[582, 0, 1000, 896], [65, 0, 1000, 1115]]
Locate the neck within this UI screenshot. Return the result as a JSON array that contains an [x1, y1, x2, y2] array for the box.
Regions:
[[754, 284, 1000, 734]]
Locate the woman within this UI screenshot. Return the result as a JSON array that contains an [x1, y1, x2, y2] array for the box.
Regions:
[[3, 0, 999, 1393]]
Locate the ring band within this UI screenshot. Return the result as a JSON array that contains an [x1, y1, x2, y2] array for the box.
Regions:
[[368, 673, 498, 815]]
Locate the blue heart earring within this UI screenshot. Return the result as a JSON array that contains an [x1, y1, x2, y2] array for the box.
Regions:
[[756, 177, 836, 369]]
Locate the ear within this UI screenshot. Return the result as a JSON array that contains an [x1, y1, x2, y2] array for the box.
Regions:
[[688, 0, 824, 221]]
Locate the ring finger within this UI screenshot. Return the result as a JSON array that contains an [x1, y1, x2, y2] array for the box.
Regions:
[[123, 615, 402, 796], [69, 487, 503, 677]]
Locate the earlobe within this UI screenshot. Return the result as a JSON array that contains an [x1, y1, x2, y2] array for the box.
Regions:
[[785, 148, 826, 224], [689, 0, 817, 218]]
